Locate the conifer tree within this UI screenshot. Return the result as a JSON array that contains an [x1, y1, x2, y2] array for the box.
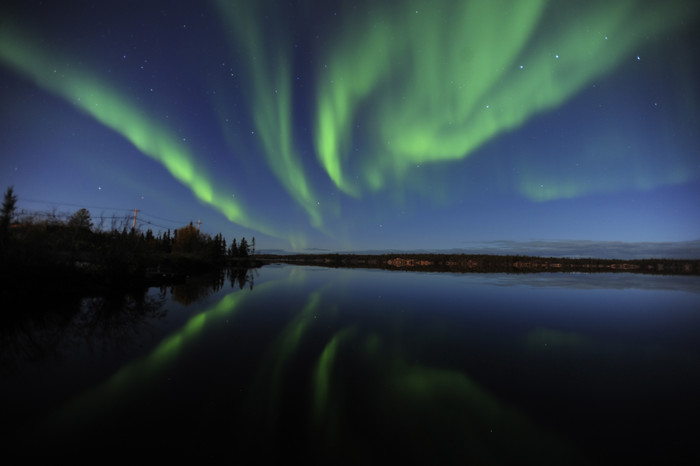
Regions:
[[1, 185, 17, 232], [68, 208, 93, 231], [239, 237, 249, 257]]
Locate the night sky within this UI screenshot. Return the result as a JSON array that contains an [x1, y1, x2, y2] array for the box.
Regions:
[[2, 0, 699, 254]]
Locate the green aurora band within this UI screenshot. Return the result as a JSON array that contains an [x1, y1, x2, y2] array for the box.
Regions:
[[215, 0, 334, 230], [2, 0, 698, 247], [0, 24, 284, 239], [314, 0, 699, 197]]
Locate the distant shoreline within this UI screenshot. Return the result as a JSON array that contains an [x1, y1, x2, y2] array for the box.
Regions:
[[2, 253, 696, 299], [253, 253, 700, 276]]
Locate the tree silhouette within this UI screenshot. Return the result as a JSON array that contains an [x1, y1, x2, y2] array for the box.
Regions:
[[1, 186, 17, 230], [68, 208, 93, 231], [239, 237, 249, 257], [1, 186, 18, 253], [173, 222, 199, 253]]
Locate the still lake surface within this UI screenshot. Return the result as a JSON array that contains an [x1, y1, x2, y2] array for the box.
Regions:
[[2, 264, 700, 463]]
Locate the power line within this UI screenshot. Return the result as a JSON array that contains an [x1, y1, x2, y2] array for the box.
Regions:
[[17, 210, 183, 232], [135, 211, 187, 225], [135, 218, 174, 230], [19, 197, 134, 213], [17, 211, 127, 220], [17, 196, 192, 227]]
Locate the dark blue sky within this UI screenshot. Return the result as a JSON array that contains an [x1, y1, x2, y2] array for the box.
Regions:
[[2, 0, 699, 254]]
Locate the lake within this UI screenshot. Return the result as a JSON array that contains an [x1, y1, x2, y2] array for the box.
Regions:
[[2, 265, 700, 463]]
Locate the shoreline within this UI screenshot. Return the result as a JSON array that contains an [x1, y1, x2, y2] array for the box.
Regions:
[[254, 253, 700, 276], [1, 253, 696, 298]]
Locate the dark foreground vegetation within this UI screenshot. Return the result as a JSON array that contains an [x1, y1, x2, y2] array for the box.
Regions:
[[2, 185, 698, 299], [0, 186, 260, 294], [258, 253, 700, 275]]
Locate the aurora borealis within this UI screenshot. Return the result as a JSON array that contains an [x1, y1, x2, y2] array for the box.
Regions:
[[2, 0, 699, 253]]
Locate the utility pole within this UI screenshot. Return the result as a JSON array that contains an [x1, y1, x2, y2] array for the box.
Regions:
[[197, 219, 201, 232], [132, 208, 140, 229]]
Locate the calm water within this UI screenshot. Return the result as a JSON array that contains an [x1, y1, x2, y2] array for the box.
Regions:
[[2, 265, 700, 463]]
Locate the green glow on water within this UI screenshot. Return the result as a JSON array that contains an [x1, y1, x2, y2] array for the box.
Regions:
[[252, 291, 324, 422], [313, 328, 353, 420], [40, 289, 247, 431], [307, 327, 577, 461]]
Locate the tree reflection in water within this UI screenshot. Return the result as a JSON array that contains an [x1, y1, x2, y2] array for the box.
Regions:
[[74, 290, 167, 356], [166, 266, 255, 305], [1, 265, 259, 374], [0, 287, 166, 376], [2, 266, 698, 463]]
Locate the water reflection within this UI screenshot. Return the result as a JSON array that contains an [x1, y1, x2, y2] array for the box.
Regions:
[[0, 288, 165, 376], [0, 266, 258, 376], [3, 266, 699, 464], [300, 325, 578, 464], [168, 266, 256, 305], [496, 271, 700, 293]]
